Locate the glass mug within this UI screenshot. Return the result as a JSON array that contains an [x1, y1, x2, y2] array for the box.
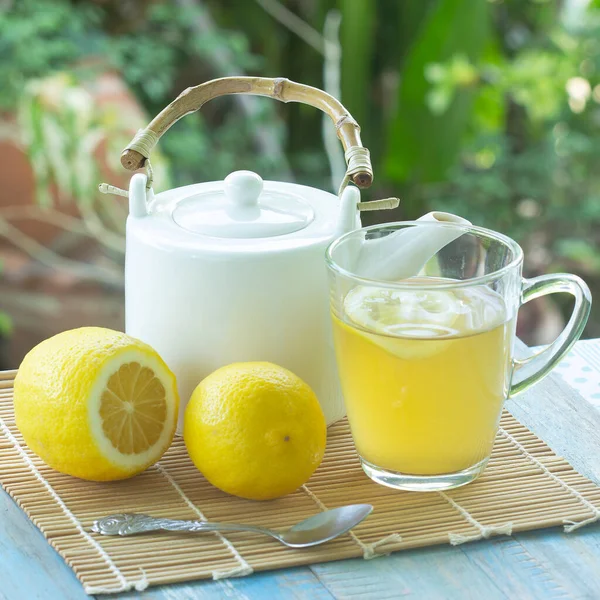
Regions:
[[326, 222, 591, 491]]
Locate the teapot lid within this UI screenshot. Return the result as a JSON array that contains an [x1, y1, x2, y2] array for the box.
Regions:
[[172, 170, 314, 239]]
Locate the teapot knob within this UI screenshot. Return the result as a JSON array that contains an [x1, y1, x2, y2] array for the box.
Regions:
[[224, 171, 263, 207]]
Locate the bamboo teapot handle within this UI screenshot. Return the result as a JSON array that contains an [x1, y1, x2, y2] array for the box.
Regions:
[[120, 76, 373, 190]]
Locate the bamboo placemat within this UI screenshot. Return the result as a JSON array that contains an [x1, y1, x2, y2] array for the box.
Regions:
[[1, 370, 599, 595]]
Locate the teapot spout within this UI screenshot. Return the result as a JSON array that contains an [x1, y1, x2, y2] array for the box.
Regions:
[[417, 211, 470, 227], [353, 211, 472, 281], [335, 186, 361, 237]]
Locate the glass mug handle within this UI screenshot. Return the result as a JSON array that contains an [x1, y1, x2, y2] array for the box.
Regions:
[[510, 274, 592, 397]]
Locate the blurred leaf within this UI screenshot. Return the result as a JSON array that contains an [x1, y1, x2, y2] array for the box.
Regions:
[[384, 0, 490, 183], [339, 0, 375, 128], [555, 239, 600, 273], [108, 35, 177, 103], [0, 0, 102, 109], [41, 114, 72, 198], [501, 50, 572, 122], [0, 313, 12, 338], [426, 86, 453, 115], [424, 62, 446, 83], [17, 70, 171, 220], [425, 54, 479, 115], [393, 0, 436, 64], [467, 37, 506, 136], [471, 84, 505, 134]]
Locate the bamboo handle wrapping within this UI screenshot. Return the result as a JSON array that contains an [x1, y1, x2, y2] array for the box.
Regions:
[[120, 76, 373, 189]]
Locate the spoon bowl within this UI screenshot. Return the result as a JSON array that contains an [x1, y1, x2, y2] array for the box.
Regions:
[[278, 504, 373, 547]]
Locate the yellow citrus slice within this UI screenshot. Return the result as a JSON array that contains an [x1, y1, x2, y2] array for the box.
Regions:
[[14, 327, 178, 481], [343, 285, 460, 360]]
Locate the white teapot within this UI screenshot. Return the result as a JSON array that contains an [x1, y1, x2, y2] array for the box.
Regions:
[[112, 77, 468, 431], [113, 76, 400, 431]]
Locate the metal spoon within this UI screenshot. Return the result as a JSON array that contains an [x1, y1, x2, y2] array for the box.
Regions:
[[91, 504, 373, 548]]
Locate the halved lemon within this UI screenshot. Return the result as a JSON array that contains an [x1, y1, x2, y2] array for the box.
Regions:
[[14, 327, 178, 481]]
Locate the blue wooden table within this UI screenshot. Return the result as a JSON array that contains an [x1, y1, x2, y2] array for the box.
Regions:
[[1, 342, 600, 600]]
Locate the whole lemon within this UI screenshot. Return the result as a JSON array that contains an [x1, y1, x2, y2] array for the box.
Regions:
[[184, 362, 326, 500], [14, 327, 179, 481]]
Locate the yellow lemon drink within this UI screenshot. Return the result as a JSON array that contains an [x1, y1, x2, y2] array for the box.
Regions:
[[332, 281, 515, 483]]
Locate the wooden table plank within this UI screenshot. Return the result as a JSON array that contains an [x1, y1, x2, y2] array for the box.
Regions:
[[310, 546, 509, 600], [0, 486, 88, 600], [513, 525, 600, 599], [303, 525, 600, 600], [506, 352, 600, 486], [457, 534, 575, 600]]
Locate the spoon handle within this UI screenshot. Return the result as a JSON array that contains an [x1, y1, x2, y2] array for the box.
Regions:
[[91, 513, 272, 538]]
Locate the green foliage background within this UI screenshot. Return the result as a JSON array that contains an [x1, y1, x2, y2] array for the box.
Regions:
[[1, 0, 600, 335]]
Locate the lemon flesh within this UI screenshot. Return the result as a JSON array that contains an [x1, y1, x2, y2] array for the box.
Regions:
[[343, 286, 460, 360], [14, 327, 179, 481], [184, 362, 326, 501]]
